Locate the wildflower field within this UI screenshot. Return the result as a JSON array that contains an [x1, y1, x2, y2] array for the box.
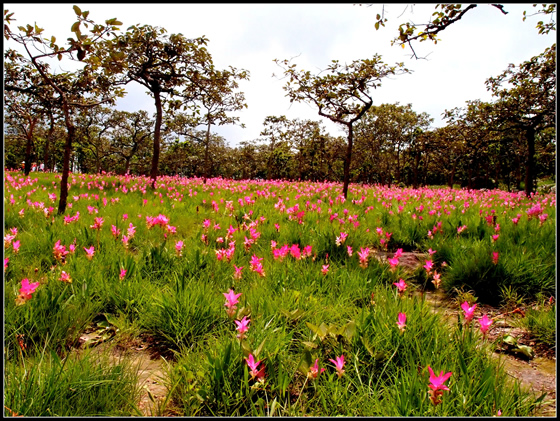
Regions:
[[4, 170, 556, 416]]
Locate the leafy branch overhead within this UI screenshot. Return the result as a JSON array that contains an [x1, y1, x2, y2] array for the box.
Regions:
[[370, 4, 556, 59]]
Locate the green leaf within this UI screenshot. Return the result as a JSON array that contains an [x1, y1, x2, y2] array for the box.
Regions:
[[71, 21, 80, 33], [297, 348, 312, 375], [515, 345, 535, 359], [73, 5, 82, 16]]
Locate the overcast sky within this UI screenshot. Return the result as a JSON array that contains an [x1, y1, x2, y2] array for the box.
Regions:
[[4, 3, 556, 146]]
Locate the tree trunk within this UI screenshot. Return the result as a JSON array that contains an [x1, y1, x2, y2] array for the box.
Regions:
[[341, 124, 353, 198], [203, 118, 211, 184], [524, 126, 536, 197], [150, 90, 163, 188], [44, 113, 55, 171], [58, 124, 75, 214]]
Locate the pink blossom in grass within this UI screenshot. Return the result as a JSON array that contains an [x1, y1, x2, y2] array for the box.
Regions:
[[308, 359, 325, 379], [491, 234, 499, 243], [223, 289, 242, 317], [347, 246, 353, 257], [233, 265, 243, 280], [461, 301, 477, 323], [111, 225, 121, 239], [321, 264, 329, 275], [432, 271, 442, 289], [90, 217, 104, 230], [4, 257, 8, 272], [427, 366, 452, 406], [393, 278, 407, 294], [274, 223, 280, 232], [122, 235, 130, 249], [329, 354, 345, 378], [397, 312, 407, 332], [336, 232, 348, 246], [270, 240, 277, 249], [492, 251, 499, 265], [53, 240, 69, 261], [234, 316, 250, 339], [423, 260, 433, 274], [457, 225, 467, 235], [245, 354, 265, 381], [12, 240, 20, 254], [84, 246, 95, 260], [119, 268, 127, 280], [538, 213, 548, 225], [388, 256, 399, 270], [4, 233, 15, 247], [302, 245, 313, 258], [428, 248, 437, 256], [18, 208, 25, 218], [478, 314, 493, 338], [175, 240, 184, 257], [60, 271, 72, 283], [358, 247, 370, 268], [394, 248, 403, 259], [18, 278, 39, 302], [122, 214, 128, 220]]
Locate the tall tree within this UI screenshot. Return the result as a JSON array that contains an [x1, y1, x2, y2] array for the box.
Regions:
[[275, 56, 409, 198], [485, 44, 556, 196], [109, 110, 153, 175], [4, 6, 124, 213], [106, 25, 213, 187]]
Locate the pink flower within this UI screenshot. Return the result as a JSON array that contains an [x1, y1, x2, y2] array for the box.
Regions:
[[358, 247, 370, 268], [245, 353, 265, 381], [60, 271, 72, 283], [233, 265, 243, 280], [223, 289, 242, 318], [491, 234, 499, 243], [347, 246, 353, 257], [478, 314, 493, 337], [175, 240, 184, 257], [90, 217, 104, 230], [321, 264, 329, 275], [427, 366, 452, 406], [111, 225, 121, 239], [432, 271, 442, 289], [4, 257, 8, 271], [119, 268, 127, 280], [53, 240, 69, 261], [18, 278, 39, 301], [397, 312, 406, 332], [423, 260, 433, 274], [12, 240, 20, 254], [84, 246, 95, 260], [394, 248, 403, 259], [492, 251, 499, 265], [393, 278, 407, 293], [461, 301, 477, 323], [235, 316, 250, 339], [308, 358, 325, 379], [388, 256, 399, 270], [457, 225, 467, 235], [329, 354, 345, 378], [428, 248, 436, 255]]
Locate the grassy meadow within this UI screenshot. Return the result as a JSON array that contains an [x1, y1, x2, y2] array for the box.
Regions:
[[3, 170, 556, 416]]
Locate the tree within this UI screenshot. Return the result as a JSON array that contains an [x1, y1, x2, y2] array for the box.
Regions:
[[485, 44, 556, 196], [4, 6, 124, 214], [109, 110, 153, 175], [74, 106, 114, 173], [182, 65, 249, 182], [353, 103, 432, 186], [106, 24, 213, 186], [275, 56, 409, 198]]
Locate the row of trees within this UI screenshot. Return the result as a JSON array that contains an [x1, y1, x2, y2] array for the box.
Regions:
[[3, 5, 556, 214], [5, 95, 555, 192]]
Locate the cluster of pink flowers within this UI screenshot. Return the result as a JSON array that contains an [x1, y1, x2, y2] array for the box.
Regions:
[[63, 211, 80, 225], [249, 255, 266, 277]]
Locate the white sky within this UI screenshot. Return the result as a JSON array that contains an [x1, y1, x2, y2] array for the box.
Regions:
[[4, 3, 556, 147]]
